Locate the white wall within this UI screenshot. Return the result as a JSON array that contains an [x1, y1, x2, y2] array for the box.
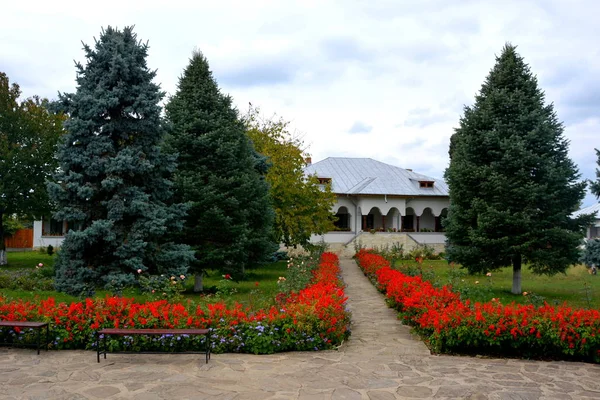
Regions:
[[407, 198, 449, 216], [33, 220, 64, 248], [310, 232, 357, 244]]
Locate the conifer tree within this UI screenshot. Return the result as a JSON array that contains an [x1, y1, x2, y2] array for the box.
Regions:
[[49, 27, 193, 295], [444, 44, 593, 294], [590, 149, 600, 199], [165, 51, 275, 292]]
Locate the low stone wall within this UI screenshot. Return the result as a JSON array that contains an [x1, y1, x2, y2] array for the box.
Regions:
[[280, 232, 446, 258]]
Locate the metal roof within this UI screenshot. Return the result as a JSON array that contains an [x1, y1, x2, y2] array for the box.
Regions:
[[303, 157, 449, 196], [573, 203, 600, 218]]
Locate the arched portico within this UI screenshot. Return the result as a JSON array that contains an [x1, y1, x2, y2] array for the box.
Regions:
[[333, 206, 351, 231]]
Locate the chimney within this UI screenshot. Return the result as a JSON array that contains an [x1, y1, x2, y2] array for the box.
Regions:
[[406, 168, 412, 171], [305, 157, 312, 166]]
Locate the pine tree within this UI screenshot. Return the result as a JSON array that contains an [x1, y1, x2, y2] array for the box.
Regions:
[[165, 51, 276, 292], [444, 44, 593, 294], [0, 72, 64, 265], [48, 27, 193, 296], [590, 149, 600, 199]]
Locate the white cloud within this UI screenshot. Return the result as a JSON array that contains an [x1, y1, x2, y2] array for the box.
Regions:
[[3, 0, 599, 206]]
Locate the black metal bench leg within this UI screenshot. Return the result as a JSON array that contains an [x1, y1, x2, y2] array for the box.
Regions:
[[97, 332, 100, 363], [45, 324, 49, 352], [36, 327, 40, 355], [103, 333, 107, 359]]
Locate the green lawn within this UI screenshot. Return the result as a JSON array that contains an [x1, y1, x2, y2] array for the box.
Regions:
[[2, 250, 56, 269], [0, 251, 287, 307], [394, 259, 600, 309]]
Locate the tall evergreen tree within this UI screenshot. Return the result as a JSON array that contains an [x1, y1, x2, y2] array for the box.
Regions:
[[49, 27, 193, 296], [0, 72, 64, 265], [165, 51, 276, 292], [444, 44, 593, 294], [590, 149, 600, 199]]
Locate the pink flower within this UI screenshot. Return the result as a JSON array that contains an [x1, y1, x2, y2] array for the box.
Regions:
[[486, 272, 492, 277], [38, 263, 44, 268], [180, 275, 185, 280], [137, 269, 142, 274]]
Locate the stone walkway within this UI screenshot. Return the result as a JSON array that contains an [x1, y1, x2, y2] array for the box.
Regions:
[[1, 258, 600, 399]]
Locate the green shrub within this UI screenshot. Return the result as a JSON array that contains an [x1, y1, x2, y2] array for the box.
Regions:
[[138, 273, 187, 302], [278, 255, 320, 294], [580, 239, 600, 270], [406, 244, 440, 260]]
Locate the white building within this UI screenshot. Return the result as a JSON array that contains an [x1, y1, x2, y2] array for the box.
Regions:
[[303, 157, 450, 245], [32, 218, 67, 249], [573, 203, 600, 239]]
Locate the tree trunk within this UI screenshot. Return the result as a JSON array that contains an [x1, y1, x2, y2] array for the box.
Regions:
[[194, 273, 204, 292], [0, 211, 6, 266], [511, 253, 522, 294]]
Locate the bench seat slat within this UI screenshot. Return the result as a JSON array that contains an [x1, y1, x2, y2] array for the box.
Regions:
[[99, 328, 208, 335], [0, 321, 48, 328], [97, 328, 211, 363]]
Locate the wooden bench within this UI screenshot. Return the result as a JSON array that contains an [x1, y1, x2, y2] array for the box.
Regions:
[[0, 321, 50, 355], [96, 328, 211, 363]]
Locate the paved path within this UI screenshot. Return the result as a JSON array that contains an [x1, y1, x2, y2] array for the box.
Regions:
[[2, 258, 600, 399]]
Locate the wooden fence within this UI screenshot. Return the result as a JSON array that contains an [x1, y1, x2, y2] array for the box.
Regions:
[[3, 229, 34, 249]]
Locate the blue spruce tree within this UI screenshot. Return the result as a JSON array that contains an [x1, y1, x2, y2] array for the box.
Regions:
[[49, 26, 193, 296]]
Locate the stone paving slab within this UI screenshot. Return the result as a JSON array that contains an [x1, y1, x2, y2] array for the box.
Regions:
[[1, 257, 600, 399]]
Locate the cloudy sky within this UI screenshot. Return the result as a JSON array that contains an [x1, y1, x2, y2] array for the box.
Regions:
[[2, 0, 599, 206]]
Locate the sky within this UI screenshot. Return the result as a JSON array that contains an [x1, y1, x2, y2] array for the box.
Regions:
[[2, 0, 599, 206]]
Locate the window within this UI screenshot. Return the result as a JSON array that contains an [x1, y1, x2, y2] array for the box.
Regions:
[[419, 181, 434, 188], [42, 218, 65, 236], [318, 177, 332, 185], [334, 213, 349, 230]]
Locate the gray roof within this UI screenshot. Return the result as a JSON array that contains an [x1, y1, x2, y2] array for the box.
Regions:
[[303, 157, 449, 197], [573, 203, 600, 219]]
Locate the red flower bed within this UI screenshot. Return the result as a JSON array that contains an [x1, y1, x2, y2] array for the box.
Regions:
[[0, 253, 350, 354], [355, 249, 600, 362]]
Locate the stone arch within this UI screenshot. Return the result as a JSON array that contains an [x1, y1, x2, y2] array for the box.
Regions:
[[333, 206, 351, 231], [435, 208, 448, 232], [419, 207, 435, 232], [402, 207, 416, 232], [386, 207, 401, 231], [362, 207, 383, 230]]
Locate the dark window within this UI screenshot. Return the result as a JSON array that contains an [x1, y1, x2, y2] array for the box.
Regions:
[[366, 214, 374, 229], [42, 218, 64, 236], [402, 215, 414, 230], [318, 177, 332, 185], [419, 181, 434, 188], [334, 213, 349, 230]]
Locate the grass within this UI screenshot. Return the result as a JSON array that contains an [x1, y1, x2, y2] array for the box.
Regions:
[[2, 250, 56, 269], [393, 259, 600, 309], [0, 251, 288, 307]]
